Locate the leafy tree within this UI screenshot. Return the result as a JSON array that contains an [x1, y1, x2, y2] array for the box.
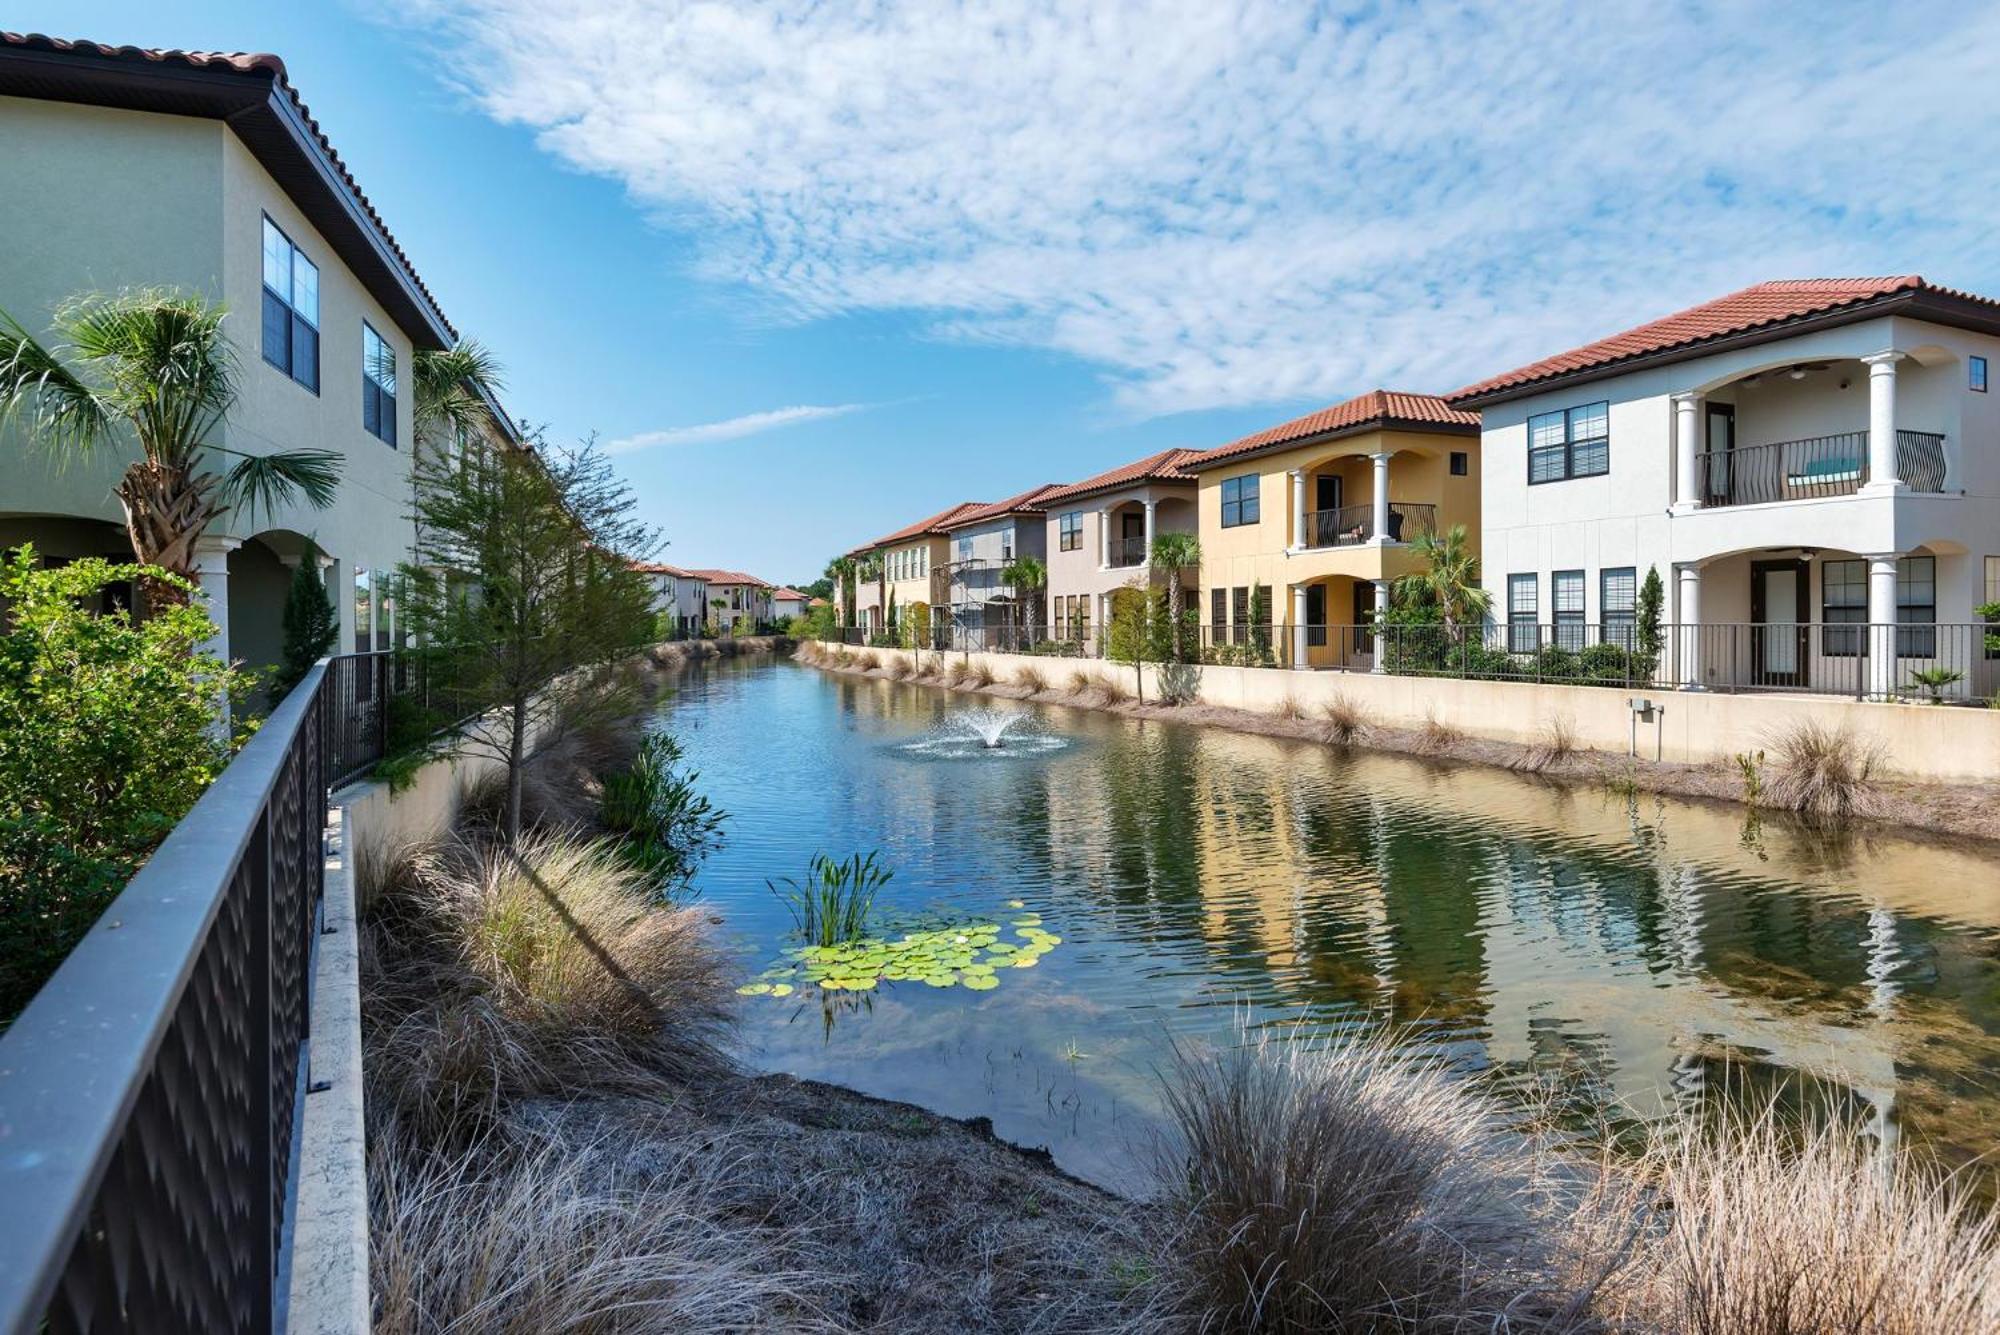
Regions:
[[1002, 555, 1047, 640], [1108, 584, 1169, 701], [1148, 532, 1201, 661], [272, 540, 338, 699], [1636, 566, 1666, 666], [400, 431, 660, 845], [0, 549, 242, 1022], [0, 290, 339, 609], [1392, 523, 1490, 635]]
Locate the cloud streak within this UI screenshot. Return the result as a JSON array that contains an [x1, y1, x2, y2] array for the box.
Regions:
[[404, 0, 2000, 418], [606, 402, 871, 454]]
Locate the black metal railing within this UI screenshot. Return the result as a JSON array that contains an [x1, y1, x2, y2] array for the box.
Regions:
[[1107, 536, 1148, 568], [0, 658, 335, 1333], [821, 621, 1997, 702], [1301, 501, 1437, 547], [1700, 430, 1947, 506]]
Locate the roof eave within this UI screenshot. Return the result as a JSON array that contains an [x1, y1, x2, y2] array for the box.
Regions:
[[0, 43, 454, 349], [1040, 471, 1196, 506], [1449, 288, 2000, 409], [1183, 415, 1478, 472]]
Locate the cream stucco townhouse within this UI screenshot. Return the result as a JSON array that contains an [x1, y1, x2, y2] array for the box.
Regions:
[[844, 501, 984, 640], [1451, 277, 2000, 701], [770, 586, 809, 621], [687, 569, 774, 634], [934, 484, 1059, 647], [1037, 448, 1202, 649], [0, 36, 467, 686], [633, 561, 708, 637]]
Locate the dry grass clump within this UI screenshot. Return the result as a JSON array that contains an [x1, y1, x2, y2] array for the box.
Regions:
[[1273, 693, 1306, 721], [371, 1130, 820, 1334], [828, 647, 854, 669], [884, 656, 914, 681], [1014, 663, 1049, 694], [1413, 707, 1464, 756], [967, 660, 996, 688], [1511, 714, 1578, 775], [1157, 1029, 1579, 1333], [854, 650, 878, 672], [1066, 667, 1095, 695], [1579, 1100, 2000, 1334], [942, 659, 972, 687], [363, 834, 734, 1141], [1763, 718, 1884, 823], [1318, 692, 1368, 745], [1094, 672, 1133, 704]]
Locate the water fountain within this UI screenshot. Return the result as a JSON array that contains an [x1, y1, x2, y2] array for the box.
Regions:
[[898, 707, 1069, 759], [955, 708, 1030, 749]]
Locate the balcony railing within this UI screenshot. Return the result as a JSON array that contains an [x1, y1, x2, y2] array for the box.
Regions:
[[1700, 430, 1948, 507], [1107, 536, 1148, 567], [1302, 501, 1437, 547]]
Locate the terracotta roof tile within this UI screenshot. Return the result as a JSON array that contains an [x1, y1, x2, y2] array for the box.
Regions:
[[0, 32, 455, 340], [770, 587, 810, 600], [938, 483, 1064, 529], [1181, 391, 1477, 470], [1447, 277, 2000, 403], [856, 501, 986, 552], [1034, 447, 1201, 505], [684, 568, 770, 587]]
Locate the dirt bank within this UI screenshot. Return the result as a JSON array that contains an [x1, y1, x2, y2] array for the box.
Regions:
[[799, 647, 2000, 847]]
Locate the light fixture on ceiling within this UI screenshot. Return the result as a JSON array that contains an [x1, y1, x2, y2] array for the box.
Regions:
[[1788, 366, 1808, 380]]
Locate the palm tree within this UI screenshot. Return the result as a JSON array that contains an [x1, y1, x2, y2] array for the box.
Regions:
[[1001, 554, 1047, 644], [412, 338, 507, 443], [824, 554, 857, 629], [0, 289, 339, 608], [1148, 531, 1201, 661], [1392, 523, 1490, 634]]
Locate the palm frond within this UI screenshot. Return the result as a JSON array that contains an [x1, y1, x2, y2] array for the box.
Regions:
[[413, 339, 507, 439], [217, 448, 343, 523], [59, 290, 235, 468], [0, 309, 113, 455]]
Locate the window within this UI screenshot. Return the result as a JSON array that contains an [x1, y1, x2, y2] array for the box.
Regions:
[[1526, 401, 1609, 483], [362, 322, 397, 446], [957, 536, 972, 563], [1973, 356, 1989, 393], [1553, 569, 1586, 650], [1230, 586, 1250, 644], [1221, 474, 1260, 528], [1059, 512, 1082, 551], [1898, 555, 1935, 658], [1822, 559, 1867, 656], [1449, 450, 1469, 477], [261, 217, 319, 392], [354, 567, 372, 654], [1211, 587, 1225, 637], [1001, 531, 1013, 561], [1507, 574, 1538, 653], [1601, 567, 1637, 649]]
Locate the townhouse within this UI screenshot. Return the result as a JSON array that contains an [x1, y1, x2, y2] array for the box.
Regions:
[[0, 37, 460, 687], [633, 562, 709, 637], [934, 484, 1059, 646], [686, 568, 774, 634], [1183, 391, 1481, 667], [1451, 277, 2000, 700], [1036, 447, 1201, 646], [846, 501, 985, 639], [771, 587, 811, 621]]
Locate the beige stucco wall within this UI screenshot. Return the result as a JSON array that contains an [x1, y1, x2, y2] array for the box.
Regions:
[[1042, 482, 1198, 624], [835, 645, 2000, 784]]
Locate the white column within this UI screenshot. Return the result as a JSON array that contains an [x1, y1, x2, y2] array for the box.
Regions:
[[192, 535, 241, 666], [1671, 391, 1703, 512], [1098, 508, 1110, 568], [1862, 351, 1904, 493], [1371, 578, 1390, 673], [329, 557, 356, 655], [1370, 452, 1391, 543], [1676, 564, 1702, 689], [1288, 467, 1307, 551], [1866, 552, 1899, 700], [1142, 499, 1157, 565], [1291, 583, 1309, 669]]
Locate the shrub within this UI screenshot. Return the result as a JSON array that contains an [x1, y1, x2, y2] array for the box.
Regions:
[[599, 733, 725, 897], [1014, 663, 1048, 694], [1066, 667, 1095, 695], [1531, 643, 1581, 681], [1764, 719, 1883, 823], [1577, 640, 1645, 684], [1512, 714, 1578, 774], [0, 551, 240, 1024], [768, 851, 892, 947], [1414, 708, 1462, 756], [943, 660, 972, 687], [1094, 672, 1132, 704], [272, 542, 338, 700], [1274, 693, 1306, 721], [1318, 693, 1368, 745], [967, 660, 996, 688]]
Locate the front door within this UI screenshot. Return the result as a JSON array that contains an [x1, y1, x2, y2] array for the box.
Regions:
[[1750, 559, 1809, 687], [1351, 580, 1377, 658]]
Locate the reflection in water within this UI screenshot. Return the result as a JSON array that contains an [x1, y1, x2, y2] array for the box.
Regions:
[[664, 658, 2000, 1191]]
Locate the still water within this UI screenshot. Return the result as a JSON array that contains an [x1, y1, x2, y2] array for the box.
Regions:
[[661, 657, 2000, 1191]]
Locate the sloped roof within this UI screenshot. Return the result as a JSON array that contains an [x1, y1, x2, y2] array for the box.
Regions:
[[684, 568, 770, 587], [1033, 447, 1201, 505], [631, 560, 695, 577], [937, 483, 1064, 529], [0, 32, 454, 346], [852, 501, 986, 555], [770, 586, 810, 600], [1450, 276, 2000, 404], [1181, 391, 1477, 471]]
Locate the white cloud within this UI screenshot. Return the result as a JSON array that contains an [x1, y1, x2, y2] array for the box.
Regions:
[[606, 402, 870, 453], [403, 0, 2000, 417]]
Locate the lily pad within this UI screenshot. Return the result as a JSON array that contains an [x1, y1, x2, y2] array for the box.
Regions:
[[1011, 954, 1040, 969], [964, 973, 999, 990], [736, 982, 773, 995], [769, 983, 794, 997], [1011, 914, 1043, 927]]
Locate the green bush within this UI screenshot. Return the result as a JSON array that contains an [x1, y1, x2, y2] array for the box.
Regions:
[[272, 543, 337, 700], [0, 548, 240, 1024]]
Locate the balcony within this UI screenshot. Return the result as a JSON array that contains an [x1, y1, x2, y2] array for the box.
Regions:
[[1301, 501, 1436, 548], [1700, 430, 1947, 508], [1107, 536, 1148, 568]]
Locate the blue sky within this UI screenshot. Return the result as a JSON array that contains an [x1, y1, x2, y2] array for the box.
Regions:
[[22, 2, 2000, 583]]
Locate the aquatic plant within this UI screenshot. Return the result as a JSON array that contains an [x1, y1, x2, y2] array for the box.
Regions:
[[768, 851, 893, 947], [740, 906, 1061, 997], [599, 732, 725, 896]]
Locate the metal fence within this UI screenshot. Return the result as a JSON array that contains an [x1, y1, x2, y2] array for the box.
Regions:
[[0, 652, 377, 1333], [819, 620, 2000, 703]]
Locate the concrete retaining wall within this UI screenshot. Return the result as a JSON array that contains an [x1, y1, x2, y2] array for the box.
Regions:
[[834, 646, 2000, 784]]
